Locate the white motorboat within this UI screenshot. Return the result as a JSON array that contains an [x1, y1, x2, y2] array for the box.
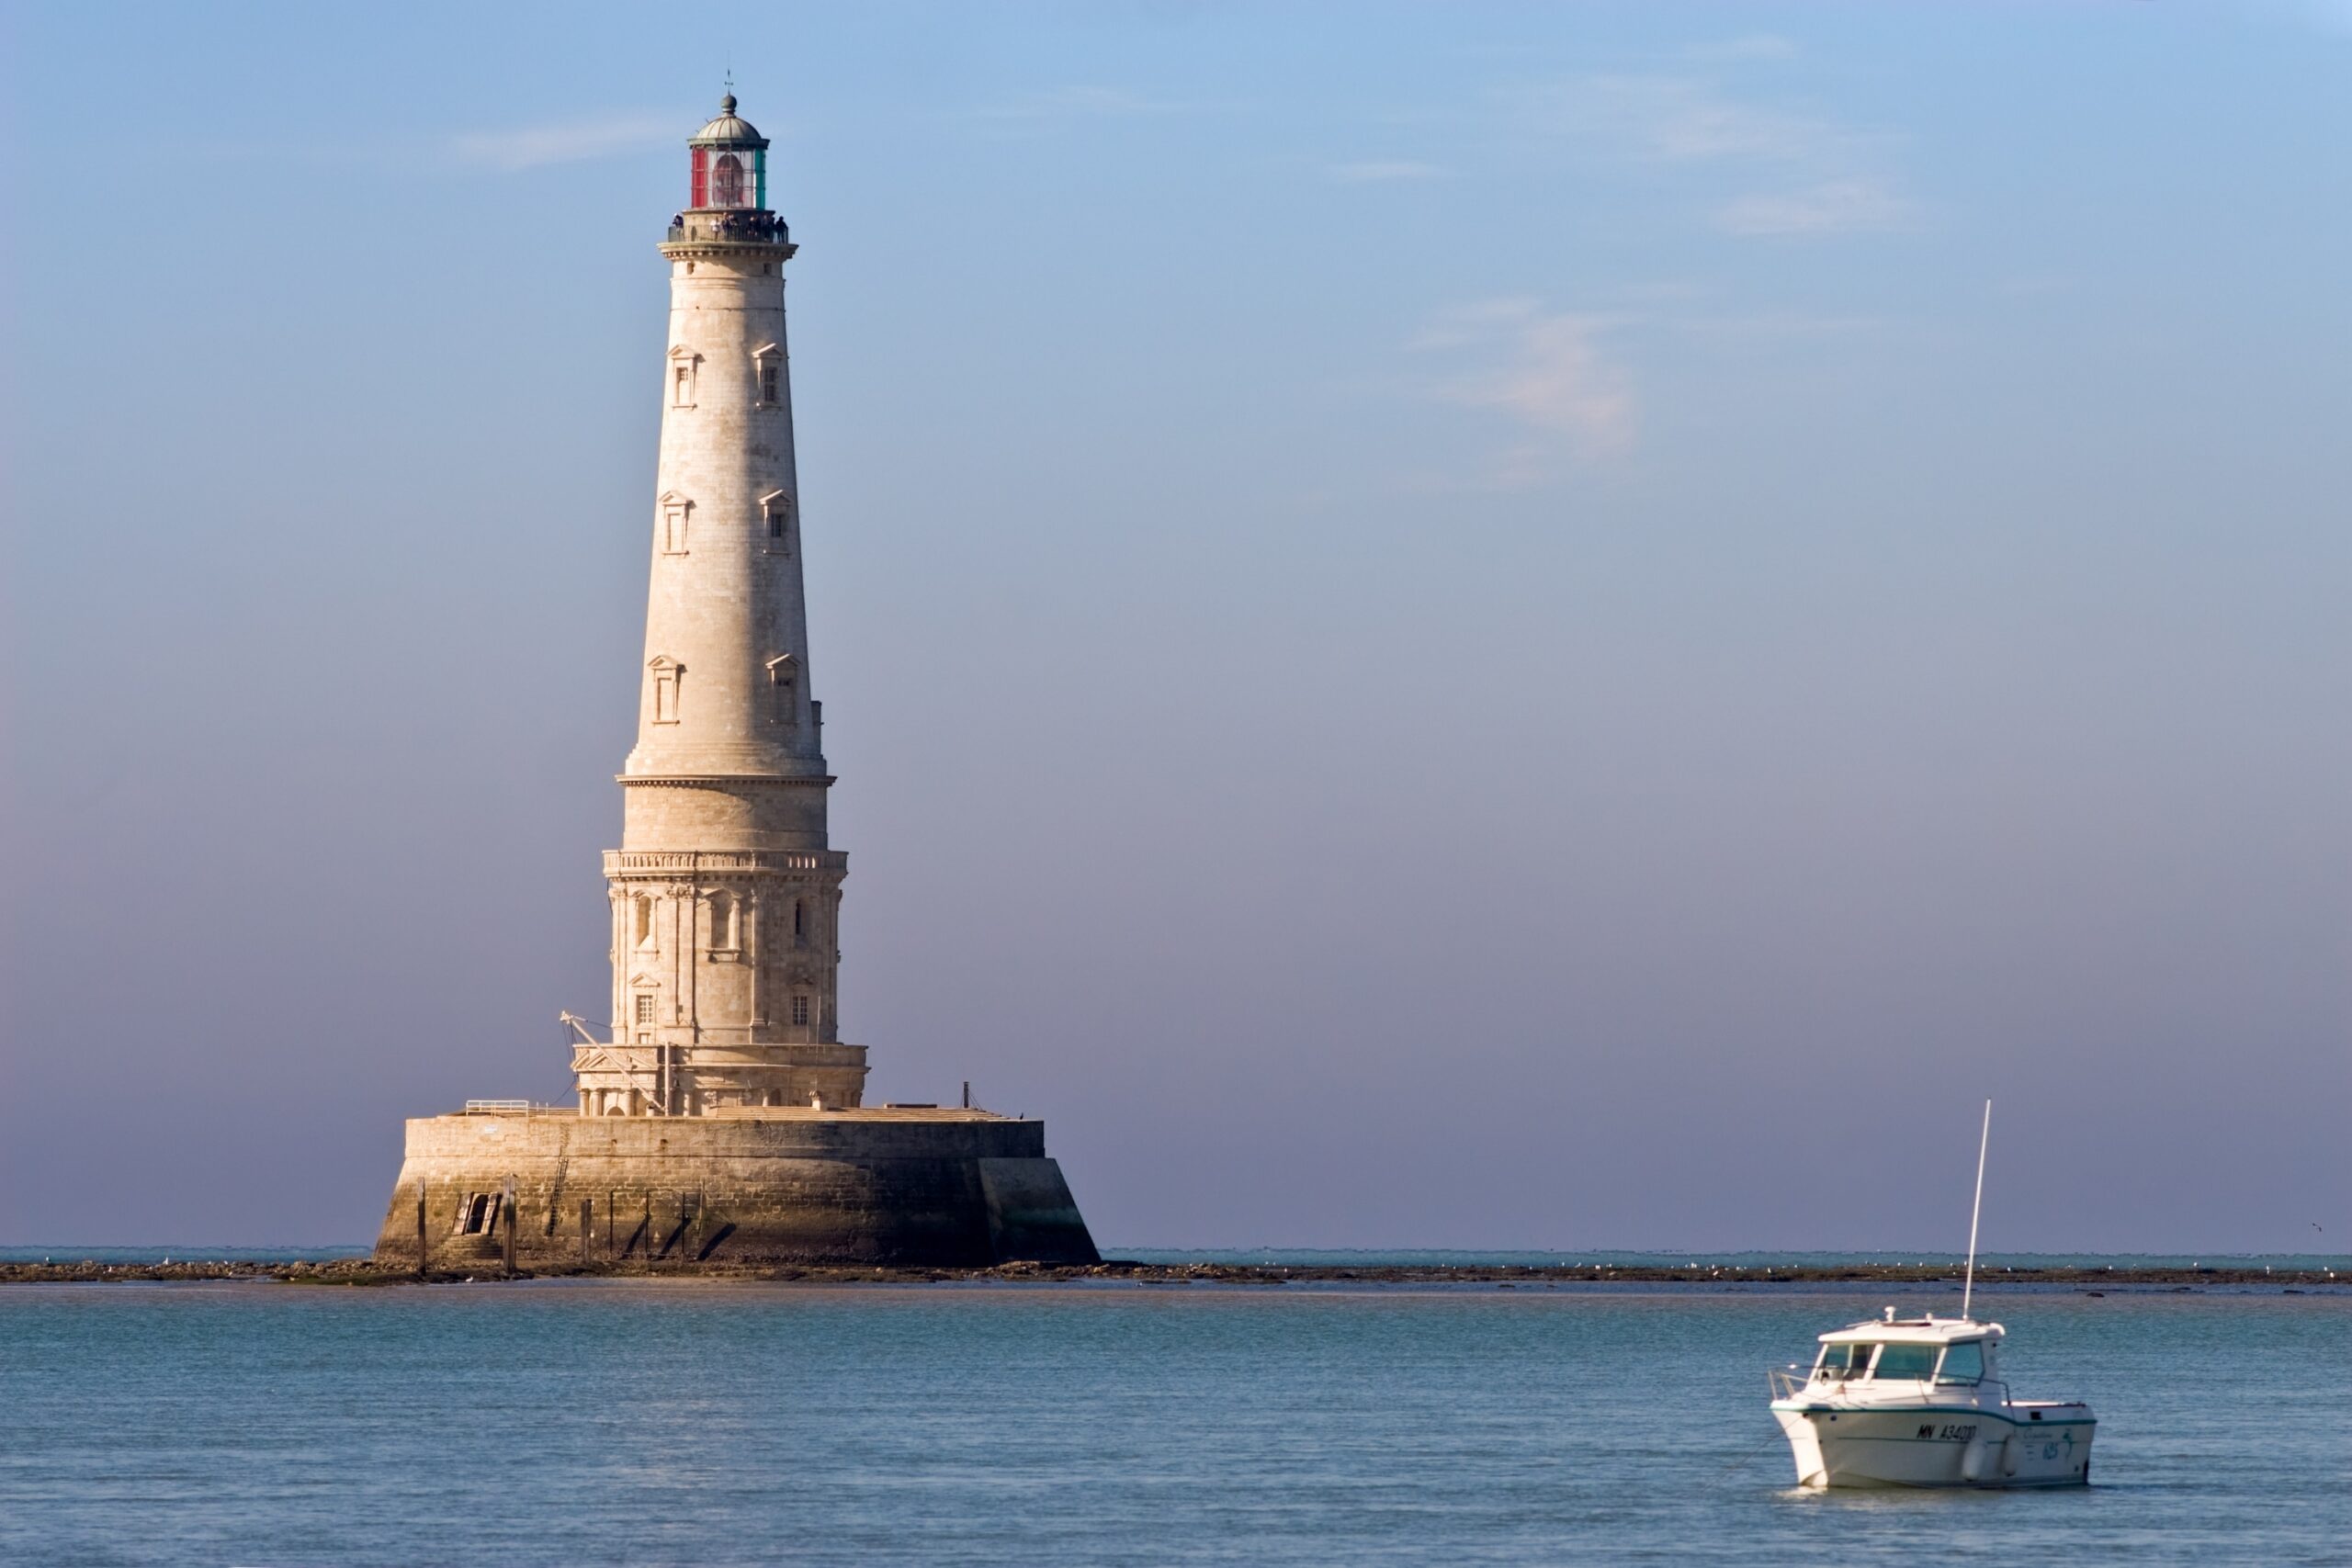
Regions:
[[1766, 1100, 2097, 1488], [1768, 1311, 2095, 1488]]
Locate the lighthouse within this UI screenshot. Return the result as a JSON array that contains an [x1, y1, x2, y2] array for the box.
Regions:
[[371, 95, 1098, 1269], [580, 95, 865, 1118]]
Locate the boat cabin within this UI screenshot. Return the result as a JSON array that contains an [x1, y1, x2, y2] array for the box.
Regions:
[[1808, 1315, 2003, 1391]]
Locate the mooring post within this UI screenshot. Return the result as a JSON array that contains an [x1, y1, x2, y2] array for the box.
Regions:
[[581, 1198, 593, 1264], [503, 1175, 518, 1275], [414, 1183, 428, 1279]]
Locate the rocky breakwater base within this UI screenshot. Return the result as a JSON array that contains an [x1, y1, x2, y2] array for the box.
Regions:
[[8, 1259, 2344, 1291], [367, 1104, 1098, 1269]]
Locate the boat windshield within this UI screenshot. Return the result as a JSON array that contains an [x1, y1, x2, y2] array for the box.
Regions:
[[1871, 1344, 1939, 1380], [1814, 1343, 1870, 1381], [1935, 1342, 1984, 1384]]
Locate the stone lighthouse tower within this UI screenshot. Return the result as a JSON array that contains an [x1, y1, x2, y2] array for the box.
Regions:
[[577, 94, 865, 1118], [371, 93, 1097, 1269]]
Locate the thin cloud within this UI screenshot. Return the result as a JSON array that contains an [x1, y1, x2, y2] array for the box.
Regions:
[[1514, 73, 1916, 241], [1717, 178, 1917, 236], [2289, 0, 2352, 36], [452, 113, 677, 173], [1668, 310, 1891, 341], [1419, 300, 1635, 478], [1519, 74, 1847, 164], [1329, 160, 1448, 184], [1690, 34, 1801, 62]]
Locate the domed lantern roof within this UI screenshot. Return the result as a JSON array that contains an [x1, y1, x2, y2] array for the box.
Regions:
[[684, 90, 771, 213], [689, 93, 769, 150]]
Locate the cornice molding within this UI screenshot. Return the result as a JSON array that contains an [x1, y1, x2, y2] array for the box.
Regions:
[[618, 773, 834, 789]]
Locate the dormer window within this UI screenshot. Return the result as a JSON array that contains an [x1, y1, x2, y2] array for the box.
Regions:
[[660, 493, 693, 555], [766, 653, 799, 728], [649, 656, 684, 724], [668, 346, 700, 407]]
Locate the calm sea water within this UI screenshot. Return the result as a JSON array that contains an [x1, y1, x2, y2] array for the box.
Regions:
[[2, 1280, 2343, 1566]]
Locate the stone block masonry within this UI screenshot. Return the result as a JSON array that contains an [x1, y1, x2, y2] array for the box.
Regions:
[[374, 1108, 1098, 1269]]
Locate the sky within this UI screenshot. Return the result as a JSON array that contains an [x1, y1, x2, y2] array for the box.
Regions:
[[2, 3, 2346, 1253]]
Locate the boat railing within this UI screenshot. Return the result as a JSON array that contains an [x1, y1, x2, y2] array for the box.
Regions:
[[1767, 1366, 1809, 1401]]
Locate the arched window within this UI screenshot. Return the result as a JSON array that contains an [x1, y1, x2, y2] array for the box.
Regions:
[[712, 153, 745, 207], [709, 891, 739, 951], [633, 896, 656, 949], [793, 898, 808, 943]]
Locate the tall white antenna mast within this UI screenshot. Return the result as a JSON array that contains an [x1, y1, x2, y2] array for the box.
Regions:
[[1962, 1099, 1992, 1320]]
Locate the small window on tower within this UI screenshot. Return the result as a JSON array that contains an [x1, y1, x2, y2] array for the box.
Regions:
[[635, 994, 657, 1025], [673, 366, 691, 405], [761, 491, 792, 551], [650, 657, 683, 723], [765, 655, 797, 723], [661, 496, 693, 555], [791, 994, 811, 1027], [752, 345, 784, 409]]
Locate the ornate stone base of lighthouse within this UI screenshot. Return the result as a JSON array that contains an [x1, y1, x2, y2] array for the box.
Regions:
[[366, 93, 1098, 1272], [372, 1107, 1097, 1269]]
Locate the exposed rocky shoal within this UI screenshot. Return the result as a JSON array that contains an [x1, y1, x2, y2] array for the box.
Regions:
[[1, 1258, 2340, 1290]]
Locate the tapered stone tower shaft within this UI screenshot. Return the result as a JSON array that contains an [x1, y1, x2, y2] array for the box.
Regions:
[[576, 96, 865, 1116]]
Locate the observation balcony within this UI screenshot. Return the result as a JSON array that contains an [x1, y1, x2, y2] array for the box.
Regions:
[[664, 209, 793, 249], [604, 849, 847, 877]]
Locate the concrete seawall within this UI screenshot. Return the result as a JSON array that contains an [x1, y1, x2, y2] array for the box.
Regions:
[[371, 1109, 1098, 1269]]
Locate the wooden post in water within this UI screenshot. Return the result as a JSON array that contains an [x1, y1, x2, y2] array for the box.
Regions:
[[581, 1199, 594, 1264], [503, 1175, 518, 1275], [414, 1183, 428, 1279]]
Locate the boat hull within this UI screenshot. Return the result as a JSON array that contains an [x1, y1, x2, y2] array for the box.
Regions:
[[1771, 1404, 2094, 1489]]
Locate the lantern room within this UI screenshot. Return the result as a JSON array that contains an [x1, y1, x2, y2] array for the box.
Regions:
[[687, 93, 769, 211]]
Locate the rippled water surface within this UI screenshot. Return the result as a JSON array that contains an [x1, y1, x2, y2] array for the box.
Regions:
[[3, 1281, 2343, 1565]]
